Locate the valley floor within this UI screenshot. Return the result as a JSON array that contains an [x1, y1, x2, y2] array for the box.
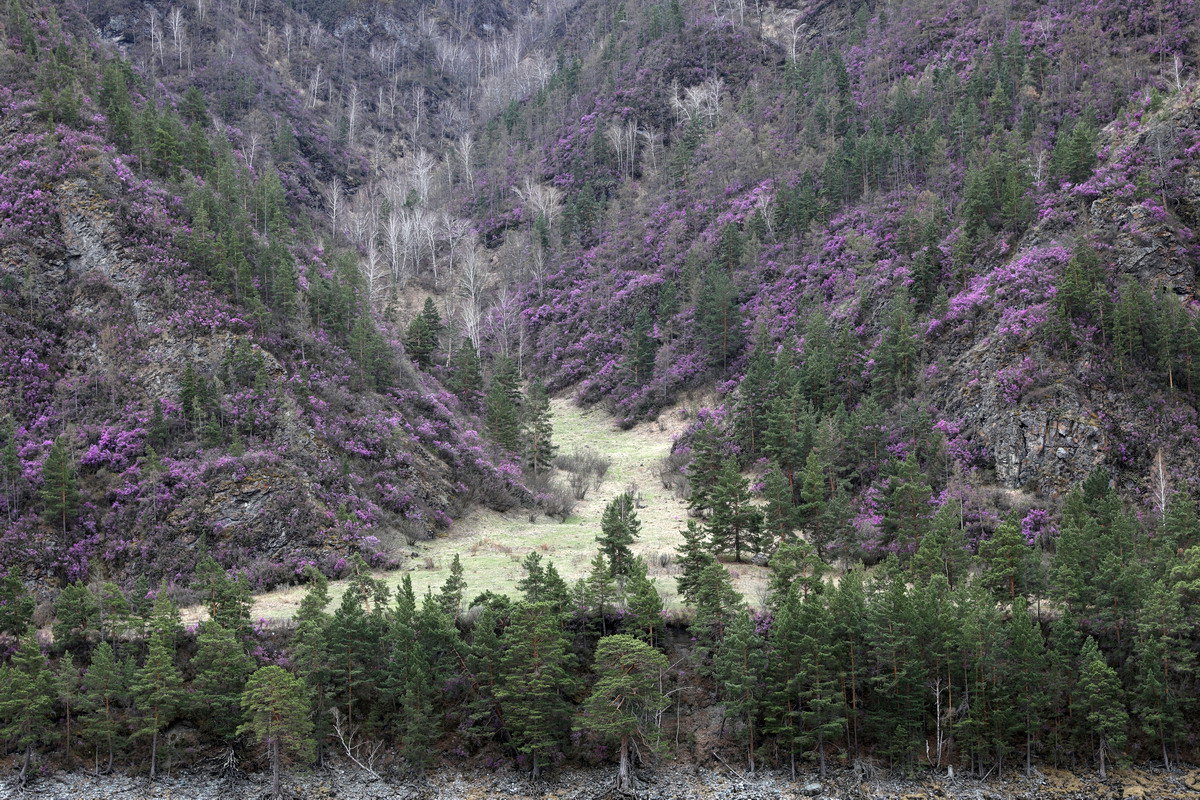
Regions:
[[197, 397, 771, 624]]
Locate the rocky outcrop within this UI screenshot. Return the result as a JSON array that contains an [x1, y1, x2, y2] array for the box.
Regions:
[[929, 91, 1200, 495], [0, 164, 488, 586]]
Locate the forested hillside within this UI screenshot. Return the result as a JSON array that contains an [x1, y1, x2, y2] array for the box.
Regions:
[[3, 0, 1200, 792]]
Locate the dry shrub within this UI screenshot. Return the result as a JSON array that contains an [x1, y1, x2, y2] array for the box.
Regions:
[[556, 447, 612, 500], [659, 450, 690, 496], [538, 479, 577, 520]]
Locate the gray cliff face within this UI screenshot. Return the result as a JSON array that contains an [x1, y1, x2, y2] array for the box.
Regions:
[[928, 94, 1200, 498]]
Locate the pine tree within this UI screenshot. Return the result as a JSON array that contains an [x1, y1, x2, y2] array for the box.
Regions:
[[1160, 492, 1200, 556], [689, 562, 744, 667], [799, 312, 839, 410], [0, 570, 34, 637], [131, 625, 184, 779], [2, 419, 21, 516], [675, 521, 714, 605], [290, 570, 332, 765], [911, 499, 970, 589], [794, 594, 845, 777], [695, 262, 741, 371], [326, 579, 384, 729], [797, 448, 830, 553], [582, 553, 617, 634], [1111, 281, 1142, 379], [1049, 111, 1098, 184], [733, 334, 773, 458], [381, 579, 434, 772], [438, 553, 467, 617], [767, 587, 845, 778], [148, 399, 169, 448], [40, 435, 79, 534], [626, 309, 658, 386], [144, 587, 183, 647], [1131, 580, 1193, 768], [979, 518, 1033, 600], [623, 557, 663, 645], [576, 635, 670, 793], [1044, 609, 1084, 763], [1076, 636, 1127, 778], [821, 482, 854, 564], [179, 364, 199, 429], [80, 641, 125, 773], [713, 609, 767, 772], [192, 621, 254, 743], [708, 458, 764, 562], [95, 581, 132, 642], [524, 381, 557, 478], [414, 595, 462, 770], [863, 566, 924, 769], [541, 560, 571, 610], [485, 357, 523, 452], [827, 571, 868, 758], [882, 454, 932, 556], [763, 385, 809, 487], [1006, 598, 1049, 775], [450, 339, 485, 413], [496, 602, 576, 777], [764, 586, 805, 775], [405, 298, 441, 368], [760, 462, 797, 545], [464, 601, 507, 744], [685, 422, 725, 516], [597, 491, 641, 579], [953, 583, 1009, 776], [0, 632, 55, 782], [513, 550, 543, 599], [52, 582, 98, 658], [239, 666, 315, 799], [766, 539, 827, 606]]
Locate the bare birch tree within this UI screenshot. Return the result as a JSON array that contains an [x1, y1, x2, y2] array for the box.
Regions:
[[514, 177, 563, 235], [454, 133, 475, 186], [148, 8, 166, 69], [325, 177, 344, 241], [168, 6, 186, 70]]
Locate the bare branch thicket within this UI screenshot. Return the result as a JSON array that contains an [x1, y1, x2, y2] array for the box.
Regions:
[[606, 120, 638, 179], [670, 77, 724, 128], [637, 125, 662, 175], [360, 239, 388, 311], [408, 148, 437, 204], [513, 177, 563, 233], [555, 448, 612, 500]]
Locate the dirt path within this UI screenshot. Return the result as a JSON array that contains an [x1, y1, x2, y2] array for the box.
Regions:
[[197, 397, 769, 623]]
